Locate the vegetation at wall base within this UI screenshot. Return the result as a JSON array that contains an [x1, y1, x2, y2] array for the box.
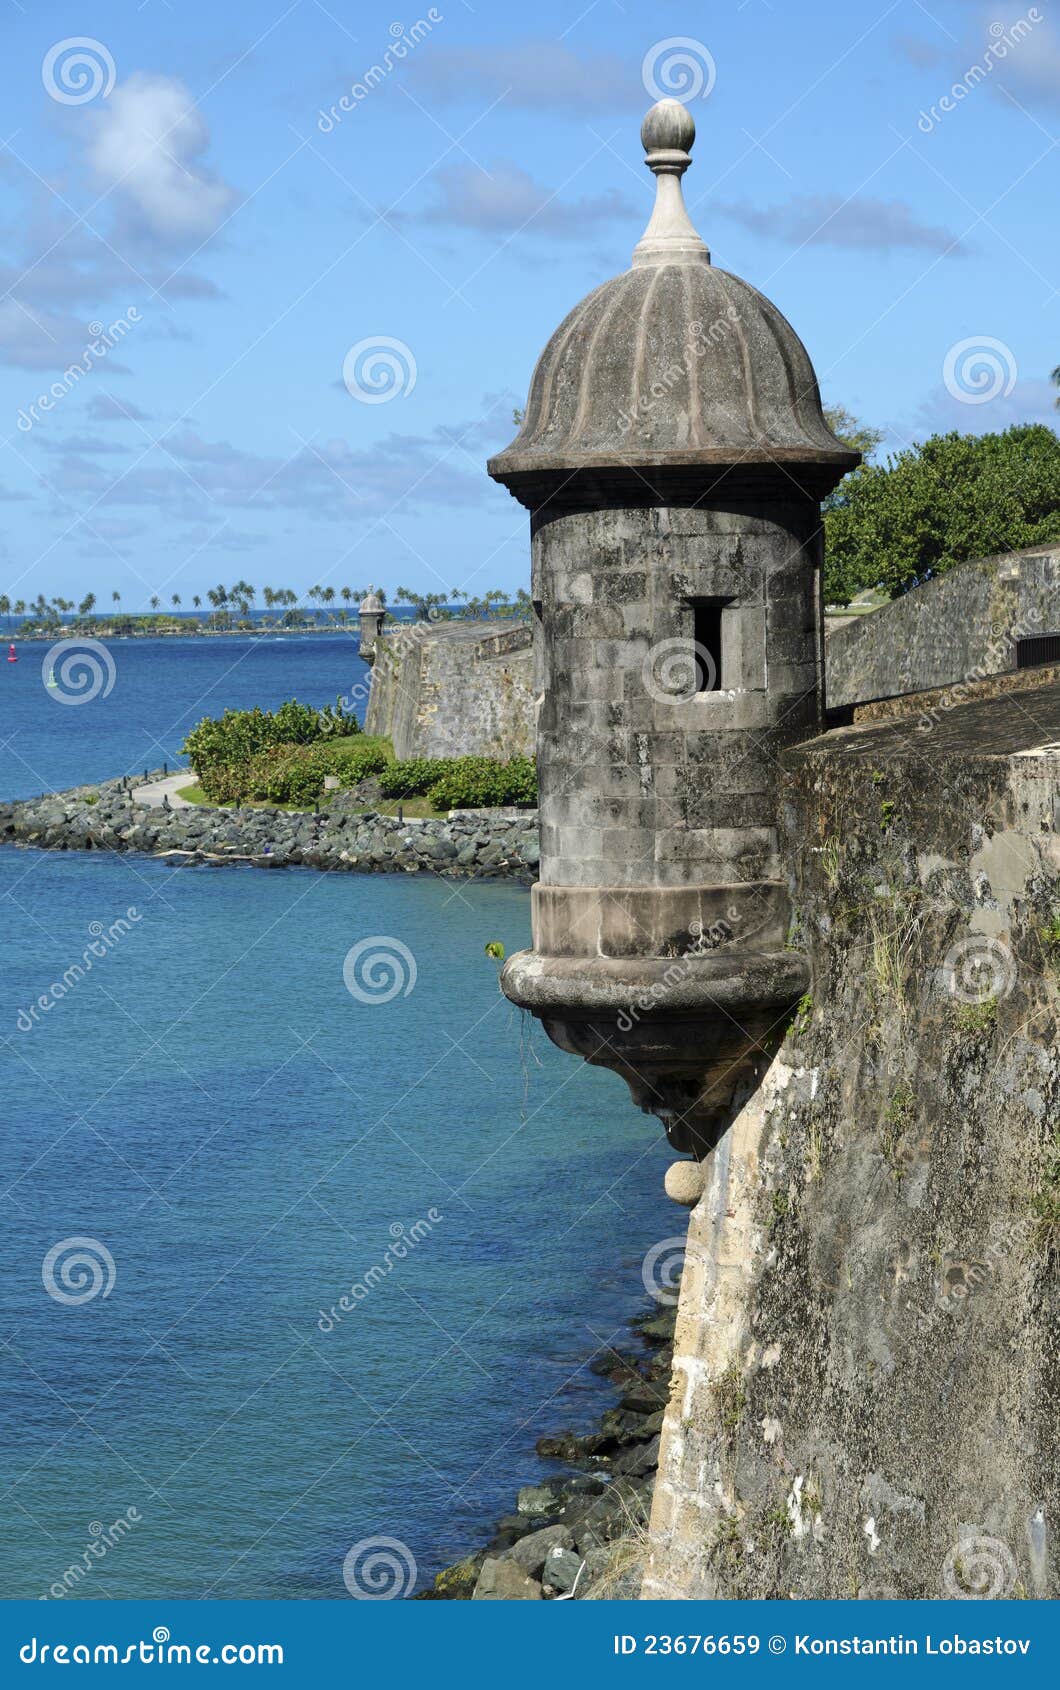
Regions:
[[181, 700, 362, 802], [823, 424, 1060, 604], [426, 755, 537, 811], [181, 710, 538, 810]]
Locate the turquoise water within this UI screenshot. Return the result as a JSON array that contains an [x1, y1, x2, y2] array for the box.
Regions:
[[0, 631, 372, 798], [0, 637, 673, 1599]]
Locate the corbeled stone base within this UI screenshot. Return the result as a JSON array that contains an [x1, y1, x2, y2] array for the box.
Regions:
[[500, 944, 808, 1156]]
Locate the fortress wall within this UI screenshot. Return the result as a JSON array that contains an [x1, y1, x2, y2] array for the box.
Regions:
[[643, 711, 1060, 1599], [827, 545, 1060, 710], [364, 621, 535, 760]]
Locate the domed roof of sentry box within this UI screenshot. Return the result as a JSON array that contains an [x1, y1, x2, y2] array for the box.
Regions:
[[488, 99, 859, 509], [359, 588, 385, 614]]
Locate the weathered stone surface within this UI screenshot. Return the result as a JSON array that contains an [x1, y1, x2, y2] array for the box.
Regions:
[[645, 699, 1060, 1599], [365, 619, 534, 760], [471, 1558, 543, 1600], [827, 543, 1060, 711], [502, 1524, 573, 1576], [542, 1545, 584, 1594], [0, 775, 538, 886]]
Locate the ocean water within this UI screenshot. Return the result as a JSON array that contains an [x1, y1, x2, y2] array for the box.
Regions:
[[0, 630, 373, 799], [0, 637, 674, 1599]]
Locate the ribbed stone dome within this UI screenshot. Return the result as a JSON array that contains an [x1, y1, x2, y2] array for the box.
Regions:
[[489, 100, 857, 507]]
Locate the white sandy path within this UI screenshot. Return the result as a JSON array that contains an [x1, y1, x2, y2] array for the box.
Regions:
[[130, 772, 196, 809]]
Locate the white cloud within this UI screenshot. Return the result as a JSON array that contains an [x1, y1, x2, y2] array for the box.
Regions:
[[716, 194, 966, 256], [88, 73, 237, 241], [417, 161, 636, 239], [902, 376, 1060, 438]]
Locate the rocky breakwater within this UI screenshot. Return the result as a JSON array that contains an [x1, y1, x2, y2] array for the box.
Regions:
[[0, 772, 539, 884], [419, 1303, 675, 1601]]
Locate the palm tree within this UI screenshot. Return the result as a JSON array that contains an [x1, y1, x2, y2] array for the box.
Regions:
[[171, 594, 181, 608], [1053, 364, 1060, 408], [192, 594, 202, 610], [13, 600, 25, 615], [78, 593, 96, 617], [112, 590, 121, 606], [0, 596, 10, 616]]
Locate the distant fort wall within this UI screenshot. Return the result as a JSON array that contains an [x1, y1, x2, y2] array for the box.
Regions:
[[826, 545, 1060, 710], [364, 619, 535, 761], [367, 549, 1060, 762]]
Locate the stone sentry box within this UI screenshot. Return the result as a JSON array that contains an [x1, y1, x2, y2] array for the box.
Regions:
[[489, 99, 857, 1165]]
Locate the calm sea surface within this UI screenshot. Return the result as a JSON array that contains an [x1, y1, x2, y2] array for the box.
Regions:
[[0, 634, 673, 1598]]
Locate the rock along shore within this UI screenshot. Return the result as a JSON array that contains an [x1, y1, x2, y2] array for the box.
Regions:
[[0, 772, 539, 883], [418, 1302, 674, 1601]]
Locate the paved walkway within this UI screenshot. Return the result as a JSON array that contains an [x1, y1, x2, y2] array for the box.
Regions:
[[130, 772, 196, 809]]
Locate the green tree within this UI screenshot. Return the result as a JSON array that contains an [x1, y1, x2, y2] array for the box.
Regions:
[[823, 403, 884, 460], [824, 424, 1060, 604]]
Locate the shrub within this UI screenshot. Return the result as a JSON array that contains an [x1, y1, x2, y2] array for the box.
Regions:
[[239, 738, 389, 805], [182, 698, 359, 800], [377, 757, 461, 798], [427, 755, 537, 811]]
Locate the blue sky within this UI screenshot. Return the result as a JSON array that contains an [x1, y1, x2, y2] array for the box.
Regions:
[[0, 0, 1057, 609]]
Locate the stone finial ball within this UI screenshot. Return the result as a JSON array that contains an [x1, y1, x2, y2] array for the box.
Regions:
[[641, 97, 696, 155], [664, 1158, 707, 1207]]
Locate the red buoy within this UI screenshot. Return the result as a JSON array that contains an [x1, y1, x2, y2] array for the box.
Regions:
[[7, 644, 16, 663]]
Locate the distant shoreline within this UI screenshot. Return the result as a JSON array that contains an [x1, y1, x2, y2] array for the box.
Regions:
[[3, 622, 360, 644]]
